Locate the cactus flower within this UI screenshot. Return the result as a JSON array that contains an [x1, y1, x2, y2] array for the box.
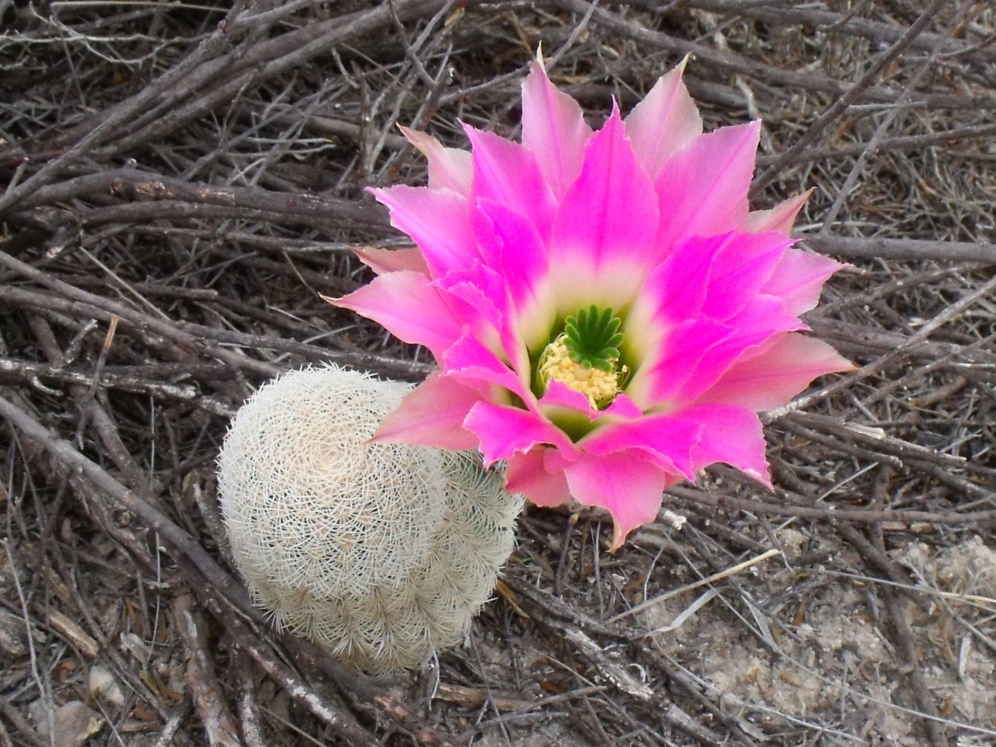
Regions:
[[332, 58, 852, 549]]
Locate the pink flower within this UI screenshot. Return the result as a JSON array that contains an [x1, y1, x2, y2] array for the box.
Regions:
[[331, 58, 853, 549]]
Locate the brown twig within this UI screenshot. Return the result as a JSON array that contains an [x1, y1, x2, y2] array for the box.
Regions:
[[174, 593, 243, 747]]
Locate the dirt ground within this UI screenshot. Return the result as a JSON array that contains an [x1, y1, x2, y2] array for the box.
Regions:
[[1, 1, 995, 746]]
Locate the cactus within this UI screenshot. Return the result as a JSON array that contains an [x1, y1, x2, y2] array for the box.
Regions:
[[217, 365, 522, 673]]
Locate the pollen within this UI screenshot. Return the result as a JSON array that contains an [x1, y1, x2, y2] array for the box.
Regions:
[[538, 335, 626, 410]]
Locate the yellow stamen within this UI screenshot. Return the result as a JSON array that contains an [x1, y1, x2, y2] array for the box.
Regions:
[[537, 335, 626, 410]]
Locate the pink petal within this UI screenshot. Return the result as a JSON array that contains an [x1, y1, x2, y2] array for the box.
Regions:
[[702, 333, 854, 411], [579, 412, 702, 479], [505, 447, 572, 507], [521, 60, 593, 200], [551, 104, 660, 275], [654, 121, 760, 253], [371, 186, 478, 278], [464, 400, 575, 465], [464, 125, 558, 240], [681, 403, 771, 486], [675, 296, 805, 404], [332, 271, 462, 361], [626, 316, 729, 408], [434, 261, 508, 347], [761, 249, 847, 315], [600, 392, 644, 420], [564, 451, 672, 550], [624, 232, 727, 342], [702, 231, 793, 321], [474, 198, 551, 314], [400, 126, 473, 195], [442, 333, 532, 403], [354, 246, 428, 275], [743, 191, 810, 235], [539, 379, 596, 412], [434, 262, 536, 375], [374, 372, 481, 450], [624, 58, 702, 180]]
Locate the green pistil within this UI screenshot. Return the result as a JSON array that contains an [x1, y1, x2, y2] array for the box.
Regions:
[[563, 305, 624, 372]]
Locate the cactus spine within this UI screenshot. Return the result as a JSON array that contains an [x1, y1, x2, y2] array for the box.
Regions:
[[217, 365, 521, 673]]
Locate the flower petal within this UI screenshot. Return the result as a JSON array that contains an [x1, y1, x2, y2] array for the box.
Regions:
[[474, 198, 555, 346], [761, 248, 847, 315], [505, 447, 572, 507], [434, 261, 505, 342], [624, 58, 702, 180], [465, 125, 557, 240], [682, 403, 771, 486], [551, 104, 660, 278], [626, 316, 729, 407], [654, 121, 760, 252], [465, 400, 575, 465], [676, 296, 805, 404], [400, 126, 473, 195], [702, 333, 855, 411], [564, 451, 672, 550], [443, 332, 532, 403], [521, 59, 593, 200], [332, 271, 462, 361], [374, 372, 480, 450], [702, 231, 793, 321], [371, 186, 478, 277], [743, 191, 810, 235], [580, 412, 701, 478], [353, 246, 428, 275]]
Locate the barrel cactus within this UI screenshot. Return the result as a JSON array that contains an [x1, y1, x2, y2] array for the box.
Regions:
[[217, 365, 522, 673]]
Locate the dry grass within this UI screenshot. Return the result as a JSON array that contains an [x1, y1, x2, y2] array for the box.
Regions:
[[1, 1, 995, 745]]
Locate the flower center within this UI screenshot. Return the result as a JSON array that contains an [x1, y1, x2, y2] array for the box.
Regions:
[[536, 305, 627, 409]]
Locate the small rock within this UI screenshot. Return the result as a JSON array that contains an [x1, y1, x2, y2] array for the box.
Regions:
[[34, 700, 104, 747], [89, 665, 126, 707]]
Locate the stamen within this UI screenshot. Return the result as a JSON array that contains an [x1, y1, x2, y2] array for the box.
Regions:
[[537, 335, 627, 410]]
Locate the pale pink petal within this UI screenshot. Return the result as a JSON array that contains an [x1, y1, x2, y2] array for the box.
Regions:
[[761, 249, 847, 315], [701, 333, 855, 411], [521, 60, 593, 200], [371, 186, 478, 277], [742, 191, 810, 235], [505, 447, 572, 507], [464, 125, 558, 240], [564, 451, 672, 550], [624, 58, 702, 180], [464, 400, 575, 465], [354, 246, 428, 275], [374, 372, 480, 450], [654, 121, 760, 252], [332, 271, 462, 361], [702, 231, 793, 321], [681, 403, 771, 486], [579, 412, 701, 479], [551, 104, 660, 274], [400, 126, 473, 195]]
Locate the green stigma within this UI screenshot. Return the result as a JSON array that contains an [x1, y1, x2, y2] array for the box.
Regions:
[[563, 305, 624, 372]]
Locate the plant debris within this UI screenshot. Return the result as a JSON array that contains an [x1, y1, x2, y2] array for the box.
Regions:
[[1, 1, 994, 745]]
